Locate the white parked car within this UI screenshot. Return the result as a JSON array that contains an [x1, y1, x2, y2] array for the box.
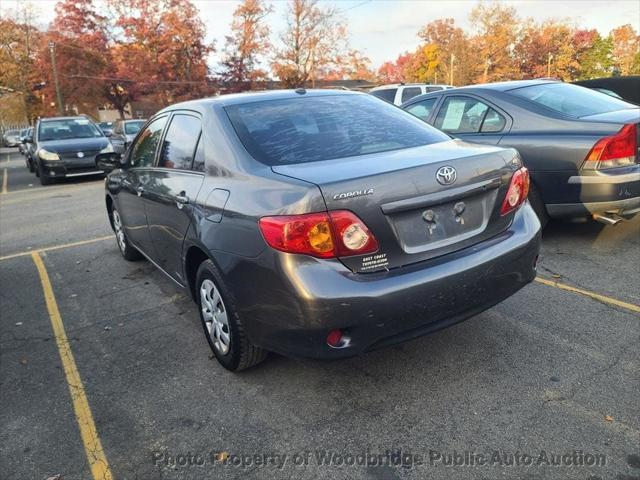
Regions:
[[370, 83, 454, 105]]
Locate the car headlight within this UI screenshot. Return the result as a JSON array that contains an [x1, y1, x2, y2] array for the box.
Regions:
[[38, 149, 60, 161], [100, 143, 114, 154]]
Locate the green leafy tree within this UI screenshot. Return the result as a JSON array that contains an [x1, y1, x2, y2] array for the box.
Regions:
[[577, 33, 613, 79]]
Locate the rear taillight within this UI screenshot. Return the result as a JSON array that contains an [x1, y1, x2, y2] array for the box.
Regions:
[[259, 210, 378, 259], [583, 124, 638, 170], [500, 167, 530, 216]]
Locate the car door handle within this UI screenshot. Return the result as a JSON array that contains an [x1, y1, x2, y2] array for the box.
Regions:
[[175, 193, 189, 207]]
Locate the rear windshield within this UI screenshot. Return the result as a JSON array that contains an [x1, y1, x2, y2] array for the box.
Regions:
[[125, 120, 145, 135], [38, 118, 103, 141], [509, 83, 635, 118], [225, 94, 449, 165]]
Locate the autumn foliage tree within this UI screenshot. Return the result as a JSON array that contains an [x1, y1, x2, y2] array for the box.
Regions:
[[220, 0, 272, 92], [109, 0, 214, 109], [418, 18, 477, 86], [272, 0, 350, 87], [376, 53, 412, 83], [469, 2, 522, 82], [611, 24, 640, 75], [0, 4, 43, 121], [37, 0, 110, 116]]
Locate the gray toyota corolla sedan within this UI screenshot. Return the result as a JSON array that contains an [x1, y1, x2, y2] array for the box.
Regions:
[[96, 90, 541, 371]]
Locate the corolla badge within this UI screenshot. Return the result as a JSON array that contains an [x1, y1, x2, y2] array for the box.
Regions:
[[436, 166, 457, 185], [332, 188, 374, 201], [77, 152, 85, 158]]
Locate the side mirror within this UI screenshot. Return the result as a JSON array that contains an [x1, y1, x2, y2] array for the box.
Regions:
[[105, 131, 113, 137], [96, 152, 123, 173], [21, 138, 28, 144]]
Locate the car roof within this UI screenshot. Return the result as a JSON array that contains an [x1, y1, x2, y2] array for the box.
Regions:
[[371, 83, 451, 90], [401, 79, 562, 106], [454, 79, 559, 92], [157, 89, 364, 113], [39, 116, 93, 122]]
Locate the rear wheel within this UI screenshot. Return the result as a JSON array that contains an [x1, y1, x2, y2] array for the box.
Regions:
[[196, 259, 267, 371], [528, 183, 548, 228], [27, 158, 34, 173], [111, 207, 142, 261]]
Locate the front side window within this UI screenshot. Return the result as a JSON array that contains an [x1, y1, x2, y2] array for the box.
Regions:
[[509, 82, 635, 118], [225, 94, 450, 166], [434, 96, 505, 134], [130, 116, 167, 168], [158, 114, 201, 170], [401, 87, 422, 103], [38, 118, 103, 141], [406, 98, 437, 122]]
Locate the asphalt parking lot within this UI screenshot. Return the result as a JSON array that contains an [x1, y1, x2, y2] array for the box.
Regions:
[[0, 146, 638, 480]]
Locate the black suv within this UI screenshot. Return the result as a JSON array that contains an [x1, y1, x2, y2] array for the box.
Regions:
[[32, 116, 113, 185]]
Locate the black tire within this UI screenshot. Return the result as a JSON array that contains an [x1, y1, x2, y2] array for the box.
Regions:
[[528, 183, 549, 228], [110, 207, 142, 261], [37, 162, 53, 185], [27, 158, 35, 173], [196, 259, 267, 371]]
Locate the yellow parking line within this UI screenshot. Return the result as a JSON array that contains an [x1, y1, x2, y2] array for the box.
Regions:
[[32, 252, 113, 480], [535, 276, 640, 314], [0, 235, 113, 261], [1, 168, 7, 194]]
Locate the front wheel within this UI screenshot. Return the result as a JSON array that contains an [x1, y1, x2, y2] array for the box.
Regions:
[[196, 260, 267, 371], [37, 162, 53, 185], [111, 207, 142, 261]]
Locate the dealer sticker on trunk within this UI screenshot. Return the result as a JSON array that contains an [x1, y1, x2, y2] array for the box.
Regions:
[[361, 253, 389, 271]]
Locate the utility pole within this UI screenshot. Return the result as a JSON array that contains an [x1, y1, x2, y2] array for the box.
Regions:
[[449, 53, 455, 86], [48, 41, 64, 115], [547, 52, 553, 77]]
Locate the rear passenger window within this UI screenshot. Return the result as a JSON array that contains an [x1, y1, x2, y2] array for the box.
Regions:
[[371, 88, 397, 103], [434, 96, 505, 134], [401, 87, 422, 103], [158, 114, 201, 170], [406, 98, 437, 122], [481, 109, 506, 132]]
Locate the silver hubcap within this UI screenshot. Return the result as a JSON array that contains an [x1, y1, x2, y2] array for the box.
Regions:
[[200, 279, 230, 355], [112, 210, 127, 253]]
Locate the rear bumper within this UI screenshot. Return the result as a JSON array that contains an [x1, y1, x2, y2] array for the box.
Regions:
[[547, 197, 640, 218], [545, 165, 640, 218], [224, 203, 541, 360]]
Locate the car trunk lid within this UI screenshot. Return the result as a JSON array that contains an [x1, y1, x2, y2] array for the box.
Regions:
[[578, 108, 640, 124], [272, 140, 519, 273]]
